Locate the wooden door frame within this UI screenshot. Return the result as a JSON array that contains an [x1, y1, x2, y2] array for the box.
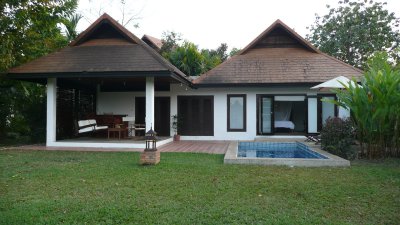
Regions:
[[256, 94, 275, 135]]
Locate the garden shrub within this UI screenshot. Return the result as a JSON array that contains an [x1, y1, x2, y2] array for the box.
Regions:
[[321, 117, 356, 160], [334, 57, 400, 158]]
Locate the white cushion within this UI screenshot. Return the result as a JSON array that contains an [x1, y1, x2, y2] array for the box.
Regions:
[[78, 120, 90, 127], [95, 125, 108, 130], [122, 116, 135, 122], [87, 119, 97, 125], [79, 126, 94, 133]]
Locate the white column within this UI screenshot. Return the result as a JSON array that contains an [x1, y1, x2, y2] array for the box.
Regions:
[[307, 97, 318, 133], [46, 78, 57, 145], [145, 76, 155, 131]]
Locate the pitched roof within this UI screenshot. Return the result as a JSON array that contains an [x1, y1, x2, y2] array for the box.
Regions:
[[142, 34, 163, 51], [195, 20, 363, 86], [7, 13, 190, 85]]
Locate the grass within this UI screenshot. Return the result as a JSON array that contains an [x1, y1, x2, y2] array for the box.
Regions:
[[0, 150, 399, 224]]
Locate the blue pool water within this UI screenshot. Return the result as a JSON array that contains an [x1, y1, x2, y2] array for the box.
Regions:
[[238, 142, 328, 159]]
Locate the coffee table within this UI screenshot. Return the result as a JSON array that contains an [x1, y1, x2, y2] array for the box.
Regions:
[[107, 127, 127, 139]]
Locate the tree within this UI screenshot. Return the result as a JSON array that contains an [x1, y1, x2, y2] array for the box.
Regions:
[[229, 47, 241, 57], [62, 13, 83, 42], [78, 0, 141, 30], [204, 43, 228, 62], [0, 0, 78, 143], [201, 49, 222, 72], [161, 32, 226, 76], [160, 31, 182, 59], [333, 55, 400, 158], [168, 41, 206, 76], [306, 0, 400, 69]]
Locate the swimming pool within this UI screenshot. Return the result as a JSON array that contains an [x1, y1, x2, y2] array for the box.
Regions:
[[238, 142, 328, 159], [224, 141, 350, 167]]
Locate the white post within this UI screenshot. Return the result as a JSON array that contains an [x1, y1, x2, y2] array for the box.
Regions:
[[145, 76, 155, 131], [307, 97, 318, 133], [46, 78, 57, 145]]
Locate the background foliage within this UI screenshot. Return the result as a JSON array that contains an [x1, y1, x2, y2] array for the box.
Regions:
[[307, 0, 400, 69], [160, 31, 238, 76], [0, 0, 78, 144], [334, 55, 400, 158]]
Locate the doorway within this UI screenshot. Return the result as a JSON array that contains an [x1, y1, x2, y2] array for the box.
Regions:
[[257, 95, 274, 135], [177, 96, 214, 136], [135, 97, 171, 136]]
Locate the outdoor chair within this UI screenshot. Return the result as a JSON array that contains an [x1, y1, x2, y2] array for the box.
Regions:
[[305, 135, 321, 144], [77, 119, 108, 134], [122, 116, 135, 137], [134, 123, 146, 136]]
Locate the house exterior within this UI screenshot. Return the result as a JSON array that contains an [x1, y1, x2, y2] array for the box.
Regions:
[[6, 14, 363, 148]]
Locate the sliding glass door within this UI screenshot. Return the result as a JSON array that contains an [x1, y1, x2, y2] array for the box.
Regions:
[[257, 95, 274, 135]]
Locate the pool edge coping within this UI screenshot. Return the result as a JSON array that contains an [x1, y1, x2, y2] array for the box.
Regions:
[[224, 141, 350, 167]]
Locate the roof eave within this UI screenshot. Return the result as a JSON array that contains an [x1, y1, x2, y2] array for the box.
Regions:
[[6, 70, 194, 87], [194, 82, 321, 88]]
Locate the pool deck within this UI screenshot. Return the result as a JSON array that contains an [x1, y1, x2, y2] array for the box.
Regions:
[[5, 140, 230, 154], [224, 141, 350, 167]]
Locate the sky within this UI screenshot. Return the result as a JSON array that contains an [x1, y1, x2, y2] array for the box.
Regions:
[[76, 0, 400, 51]]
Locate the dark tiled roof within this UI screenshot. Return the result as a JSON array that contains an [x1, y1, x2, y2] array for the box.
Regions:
[[9, 44, 168, 73], [195, 20, 363, 85], [142, 34, 163, 50], [7, 13, 189, 82]]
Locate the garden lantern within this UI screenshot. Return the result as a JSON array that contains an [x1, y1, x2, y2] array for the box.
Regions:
[[140, 127, 160, 165], [144, 127, 157, 151]]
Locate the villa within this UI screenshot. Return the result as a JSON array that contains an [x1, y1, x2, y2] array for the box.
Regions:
[[6, 14, 363, 148]]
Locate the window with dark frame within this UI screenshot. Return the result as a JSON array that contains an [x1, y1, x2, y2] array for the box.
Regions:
[[227, 94, 246, 132]]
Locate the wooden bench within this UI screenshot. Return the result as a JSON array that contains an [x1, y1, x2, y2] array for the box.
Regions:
[[77, 119, 108, 134]]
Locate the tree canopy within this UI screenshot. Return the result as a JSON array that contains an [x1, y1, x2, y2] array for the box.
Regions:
[[0, 0, 78, 144], [161, 31, 237, 76], [160, 31, 231, 76], [0, 0, 78, 72], [306, 0, 400, 69]]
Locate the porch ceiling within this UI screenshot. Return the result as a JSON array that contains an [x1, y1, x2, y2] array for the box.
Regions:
[[57, 76, 177, 92], [7, 70, 193, 88]]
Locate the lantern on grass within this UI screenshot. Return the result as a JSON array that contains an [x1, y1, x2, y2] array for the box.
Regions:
[[144, 127, 157, 151], [140, 126, 160, 165]]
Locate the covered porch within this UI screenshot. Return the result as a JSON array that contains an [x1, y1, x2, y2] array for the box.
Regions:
[[45, 70, 191, 149], [6, 14, 192, 148]]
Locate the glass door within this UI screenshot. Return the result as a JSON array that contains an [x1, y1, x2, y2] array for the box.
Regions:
[[257, 95, 274, 134]]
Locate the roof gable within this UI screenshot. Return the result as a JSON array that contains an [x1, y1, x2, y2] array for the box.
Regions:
[[142, 34, 163, 51], [239, 19, 319, 54], [7, 13, 191, 85], [195, 20, 363, 86], [70, 13, 139, 46]]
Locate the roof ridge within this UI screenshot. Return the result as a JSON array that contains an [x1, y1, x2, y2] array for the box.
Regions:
[[238, 19, 320, 55]]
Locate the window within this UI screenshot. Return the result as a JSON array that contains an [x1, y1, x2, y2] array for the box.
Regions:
[[317, 94, 338, 131], [227, 94, 246, 132]]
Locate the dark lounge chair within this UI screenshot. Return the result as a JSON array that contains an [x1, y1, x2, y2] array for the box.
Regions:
[[305, 135, 321, 144]]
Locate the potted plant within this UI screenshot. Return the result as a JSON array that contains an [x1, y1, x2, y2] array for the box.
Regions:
[[171, 114, 181, 141]]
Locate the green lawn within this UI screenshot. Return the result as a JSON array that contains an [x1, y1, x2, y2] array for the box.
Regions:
[[0, 150, 399, 224]]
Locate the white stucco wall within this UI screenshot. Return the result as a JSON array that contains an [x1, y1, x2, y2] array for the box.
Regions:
[[307, 97, 318, 133], [97, 83, 322, 141]]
